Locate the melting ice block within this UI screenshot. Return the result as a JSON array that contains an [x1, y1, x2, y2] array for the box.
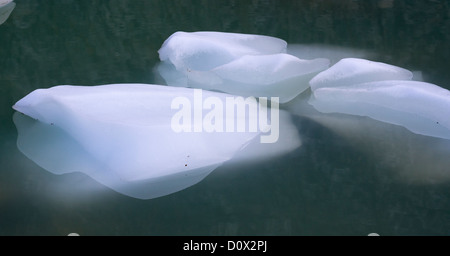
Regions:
[[159, 31, 288, 71], [309, 80, 450, 140], [157, 31, 330, 103], [13, 84, 301, 199], [308, 57, 450, 139]]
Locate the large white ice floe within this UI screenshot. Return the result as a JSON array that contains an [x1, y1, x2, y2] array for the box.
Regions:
[[308, 58, 450, 140], [157, 31, 330, 103], [0, 0, 15, 25], [13, 84, 301, 199]]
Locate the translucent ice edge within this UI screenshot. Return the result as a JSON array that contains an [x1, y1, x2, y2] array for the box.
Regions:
[[13, 83, 301, 199], [0, 0, 15, 25], [309, 80, 450, 140]]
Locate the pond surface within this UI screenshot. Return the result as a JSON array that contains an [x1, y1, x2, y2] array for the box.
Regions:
[[1, 0, 450, 235]]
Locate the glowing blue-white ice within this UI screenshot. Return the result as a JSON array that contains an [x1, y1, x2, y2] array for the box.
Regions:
[[309, 58, 414, 91], [13, 33, 450, 199], [211, 54, 329, 102], [308, 58, 450, 139], [157, 31, 330, 103], [13, 84, 301, 199], [159, 31, 288, 71], [14, 84, 246, 181]]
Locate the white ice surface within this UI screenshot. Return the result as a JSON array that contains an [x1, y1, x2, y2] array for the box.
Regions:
[[309, 80, 450, 139], [13, 84, 258, 181], [13, 83, 301, 199], [158, 31, 288, 71], [157, 32, 330, 103], [309, 58, 413, 91]]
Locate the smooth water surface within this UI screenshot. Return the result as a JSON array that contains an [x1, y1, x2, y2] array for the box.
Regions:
[[1, 0, 450, 235]]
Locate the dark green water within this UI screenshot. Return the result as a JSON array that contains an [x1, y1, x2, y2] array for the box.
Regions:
[[1, 0, 450, 235]]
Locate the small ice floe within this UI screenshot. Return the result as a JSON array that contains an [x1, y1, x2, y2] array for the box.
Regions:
[[157, 31, 329, 103], [308, 58, 450, 140]]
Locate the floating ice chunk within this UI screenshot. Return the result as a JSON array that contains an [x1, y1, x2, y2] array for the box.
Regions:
[[309, 80, 450, 140], [0, 0, 15, 25], [158, 54, 329, 103], [212, 54, 329, 102], [14, 108, 301, 199], [158, 31, 288, 71], [309, 58, 413, 91], [307, 58, 446, 139], [158, 31, 330, 103], [13, 84, 301, 199], [14, 84, 250, 183]]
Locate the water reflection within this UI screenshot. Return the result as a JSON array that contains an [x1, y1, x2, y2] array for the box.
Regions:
[[0, 0, 15, 25]]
